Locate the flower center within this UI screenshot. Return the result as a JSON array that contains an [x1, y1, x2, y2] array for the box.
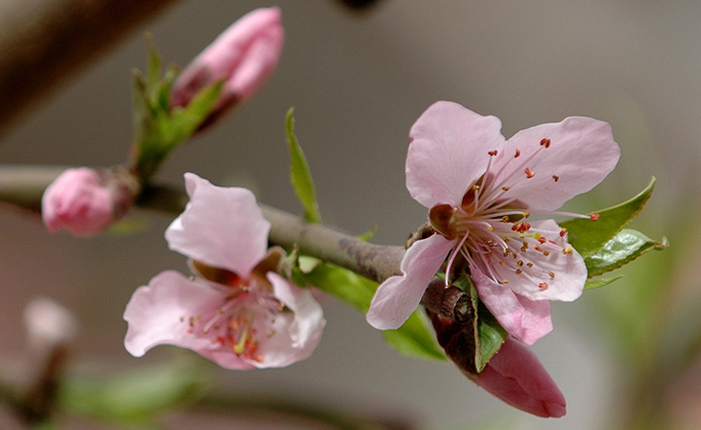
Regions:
[[430, 137, 594, 288], [182, 274, 284, 362]]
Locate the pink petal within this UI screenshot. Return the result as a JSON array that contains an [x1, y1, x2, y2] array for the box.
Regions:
[[475, 337, 567, 418], [472, 269, 553, 345], [495, 116, 620, 210], [123, 271, 224, 357], [245, 272, 326, 368], [166, 173, 270, 277], [489, 219, 587, 302], [406, 101, 503, 208], [367, 234, 455, 329]]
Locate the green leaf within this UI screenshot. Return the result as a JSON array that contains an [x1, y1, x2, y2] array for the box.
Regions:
[[303, 262, 445, 360], [584, 275, 623, 291], [162, 80, 223, 148], [560, 177, 656, 258], [356, 225, 378, 242], [477, 303, 507, 371], [58, 360, 207, 423], [584, 228, 669, 277], [285, 108, 322, 224]]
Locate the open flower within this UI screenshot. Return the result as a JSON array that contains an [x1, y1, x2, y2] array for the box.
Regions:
[[124, 173, 325, 369], [170, 7, 284, 125], [367, 101, 620, 344]]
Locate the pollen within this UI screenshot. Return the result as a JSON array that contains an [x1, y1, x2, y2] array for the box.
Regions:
[[525, 167, 535, 179]]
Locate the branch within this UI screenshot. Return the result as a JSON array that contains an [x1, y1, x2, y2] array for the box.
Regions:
[[0, 164, 469, 321], [0, 0, 181, 133]]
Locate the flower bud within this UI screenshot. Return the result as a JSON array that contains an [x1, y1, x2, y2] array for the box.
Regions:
[[171, 7, 284, 124], [42, 167, 138, 236], [428, 310, 566, 417], [473, 337, 566, 418]]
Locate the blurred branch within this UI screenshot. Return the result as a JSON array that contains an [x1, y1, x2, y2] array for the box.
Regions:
[[0, 0, 181, 134]]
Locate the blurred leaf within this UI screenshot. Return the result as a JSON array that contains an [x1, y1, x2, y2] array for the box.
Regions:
[[584, 275, 623, 290], [356, 225, 378, 242], [584, 229, 668, 277], [303, 262, 444, 360], [162, 80, 223, 149], [477, 303, 507, 371], [561, 177, 656, 258], [58, 360, 208, 423], [285, 108, 322, 224]]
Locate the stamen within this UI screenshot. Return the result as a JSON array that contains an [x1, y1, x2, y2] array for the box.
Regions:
[[525, 168, 535, 179], [540, 138, 551, 148]]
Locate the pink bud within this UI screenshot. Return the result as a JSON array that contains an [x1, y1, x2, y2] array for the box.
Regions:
[[171, 7, 284, 121], [42, 168, 135, 236], [474, 337, 567, 418]]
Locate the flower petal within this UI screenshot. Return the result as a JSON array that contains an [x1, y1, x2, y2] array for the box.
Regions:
[[490, 219, 587, 302], [166, 173, 270, 277], [367, 234, 455, 329], [406, 101, 503, 208], [495, 116, 620, 210], [123, 271, 224, 357], [241, 272, 326, 368], [473, 269, 553, 345], [475, 337, 567, 418]]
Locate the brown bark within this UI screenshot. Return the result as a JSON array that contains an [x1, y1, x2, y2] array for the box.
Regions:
[[0, 0, 181, 134]]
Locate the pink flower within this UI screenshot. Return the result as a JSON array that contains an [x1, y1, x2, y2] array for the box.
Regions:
[[171, 7, 284, 121], [475, 337, 567, 417], [367, 101, 620, 344], [123, 173, 325, 369], [42, 167, 134, 236]]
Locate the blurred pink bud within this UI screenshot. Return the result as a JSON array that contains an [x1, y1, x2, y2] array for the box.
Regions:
[[474, 337, 567, 418], [42, 167, 136, 236], [171, 7, 284, 121]]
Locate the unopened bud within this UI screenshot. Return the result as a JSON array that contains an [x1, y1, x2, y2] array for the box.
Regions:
[[171, 7, 284, 126]]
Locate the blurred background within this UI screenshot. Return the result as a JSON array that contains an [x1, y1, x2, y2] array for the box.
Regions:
[[0, 0, 697, 428]]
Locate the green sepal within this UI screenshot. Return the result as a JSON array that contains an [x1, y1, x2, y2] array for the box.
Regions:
[[583, 228, 669, 277], [130, 38, 222, 181], [57, 359, 207, 423], [302, 262, 445, 360], [560, 177, 656, 258], [453, 273, 507, 372], [584, 275, 623, 291], [285, 108, 322, 224]]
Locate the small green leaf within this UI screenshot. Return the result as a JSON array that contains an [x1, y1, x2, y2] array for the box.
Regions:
[[58, 360, 207, 423], [584, 275, 623, 291], [357, 225, 378, 242], [560, 177, 656, 258], [477, 303, 507, 371], [303, 262, 444, 360], [163, 80, 224, 148], [285, 108, 322, 224], [584, 229, 669, 277]]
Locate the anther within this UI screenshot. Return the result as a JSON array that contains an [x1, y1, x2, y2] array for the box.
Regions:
[[502, 186, 510, 191], [514, 149, 521, 158], [540, 138, 551, 148], [549, 272, 555, 278], [539, 282, 549, 290], [553, 175, 560, 182], [517, 260, 524, 267], [559, 228, 567, 237], [502, 279, 509, 284], [543, 250, 550, 256], [590, 212, 600, 221], [525, 167, 535, 178], [516, 269, 522, 274], [527, 262, 534, 268], [499, 260, 505, 265], [488, 150, 498, 156], [538, 237, 547, 244]]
